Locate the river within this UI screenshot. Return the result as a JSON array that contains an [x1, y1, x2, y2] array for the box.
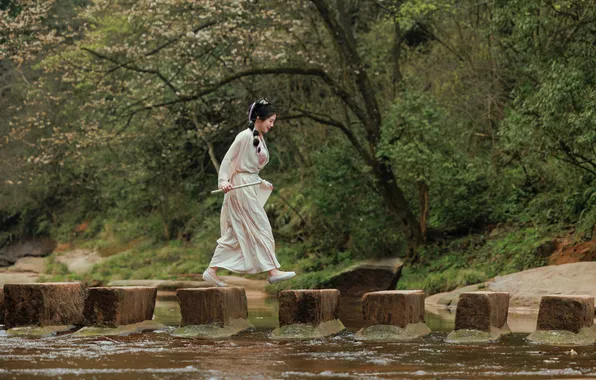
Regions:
[[1, 292, 595, 379]]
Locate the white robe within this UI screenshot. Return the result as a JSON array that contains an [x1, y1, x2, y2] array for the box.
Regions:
[[209, 128, 280, 273]]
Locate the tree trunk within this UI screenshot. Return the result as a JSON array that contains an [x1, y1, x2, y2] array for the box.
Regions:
[[373, 161, 423, 261]]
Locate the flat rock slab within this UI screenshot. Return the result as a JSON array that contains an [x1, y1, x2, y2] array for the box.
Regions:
[[270, 289, 345, 340], [55, 249, 104, 275], [4, 282, 87, 328], [527, 326, 596, 346], [174, 287, 253, 339], [355, 323, 431, 342], [321, 258, 403, 297], [536, 295, 594, 333], [0, 238, 56, 267], [172, 318, 253, 339], [84, 287, 157, 327], [445, 327, 511, 344], [72, 320, 166, 337], [108, 280, 211, 291], [426, 262, 596, 312], [6, 325, 76, 337]]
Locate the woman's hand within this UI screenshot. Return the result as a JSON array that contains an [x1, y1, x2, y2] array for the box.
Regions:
[[220, 182, 233, 193], [263, 180, 274, 191]]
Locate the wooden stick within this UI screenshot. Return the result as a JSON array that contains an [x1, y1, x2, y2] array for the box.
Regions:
[[211, 180, 263, 194]]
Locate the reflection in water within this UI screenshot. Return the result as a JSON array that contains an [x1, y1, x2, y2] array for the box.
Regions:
[[2, 293, 593, 379]]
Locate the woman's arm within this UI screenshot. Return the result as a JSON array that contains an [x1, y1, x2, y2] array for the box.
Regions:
[[218, 131, 249, 190]]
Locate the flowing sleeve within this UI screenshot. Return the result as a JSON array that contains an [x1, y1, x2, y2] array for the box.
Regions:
[[218, 131, 249, 187]]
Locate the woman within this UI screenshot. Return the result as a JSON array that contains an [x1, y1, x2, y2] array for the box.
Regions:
[[202, 98, 296, 287]]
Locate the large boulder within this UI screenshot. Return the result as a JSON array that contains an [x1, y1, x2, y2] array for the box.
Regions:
[[320, 258, 402, 297], [0, 239, 56, 267], [270, 289, 345, 340], [3, 282, 87, 328], [426, 262, 596, 312]]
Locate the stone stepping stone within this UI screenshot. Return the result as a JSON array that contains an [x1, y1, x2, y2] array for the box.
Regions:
[[3, 282, 87, 330], [445, 291, 511, 343], [355, 290, 430, 341], [83, 286, 158, 326], [270, 289, 345, 340], [72, 320, 165, 337], [527, 295, 596, 345], [172, 287, 253, 339], [72, 286, 163, 337], [0, 288, 4, 325]]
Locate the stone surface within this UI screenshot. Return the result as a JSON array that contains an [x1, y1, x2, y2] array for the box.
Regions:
[[73, 320, 166, 337], [527, 326, 596, 346], [172, 319, 253, 339], [0, 238, 56, 267], [174, 287, 253, 338], [445, 291, 511, 343], [362, 290, 425, 328], [454, 292, 510, 332], [4, 282, 87, 328], [6, 257, 46, 273], [56, 249, 104, 275], [84, 287, 157, 327], [0, 287, 4, 325], [270, 289, 345, 340], [109, 277, 269, 292], [6, 325, 76, 337], [355, 323, 431, 342], [426, 262, 596, 312], [445, 329, 502, 344], [177, 287, 248, 326], [278, 289, 340, 327], [535, 295, 594, 333], [321, 258, 403, 297], [355, 290, 429, 341], [270, 319, 346, 340]]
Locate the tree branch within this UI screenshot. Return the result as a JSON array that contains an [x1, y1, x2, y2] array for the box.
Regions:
[[131, 67, 369, 123], [283, 110, 373, 166], [82, 47, 180, 94]]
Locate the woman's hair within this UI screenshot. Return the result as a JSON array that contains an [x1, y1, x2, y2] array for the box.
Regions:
[[247, 98, 275, 150]]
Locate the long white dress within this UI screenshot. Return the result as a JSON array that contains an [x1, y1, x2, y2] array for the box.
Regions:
[[209, 128, 281, 273]]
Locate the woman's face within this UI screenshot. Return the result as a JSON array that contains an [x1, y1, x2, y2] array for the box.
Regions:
[[256, 114, 276, 134]]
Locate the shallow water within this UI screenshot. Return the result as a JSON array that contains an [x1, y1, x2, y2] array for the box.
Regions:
[[1, 294, 595, 379]]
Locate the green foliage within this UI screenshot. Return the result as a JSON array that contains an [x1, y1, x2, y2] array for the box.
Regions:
[[399, 225, 555, 294], [309, 142, 405, 258]]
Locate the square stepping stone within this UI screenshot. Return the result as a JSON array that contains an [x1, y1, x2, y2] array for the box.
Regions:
[[173, 287, 253, 339], [446, 291, 510, 343], [3, 282, 87, 329], [355, 290, 430, 341], [528, 295, 596, 346], [83, 286, 157, 327], [270, 289, 345, 340]]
